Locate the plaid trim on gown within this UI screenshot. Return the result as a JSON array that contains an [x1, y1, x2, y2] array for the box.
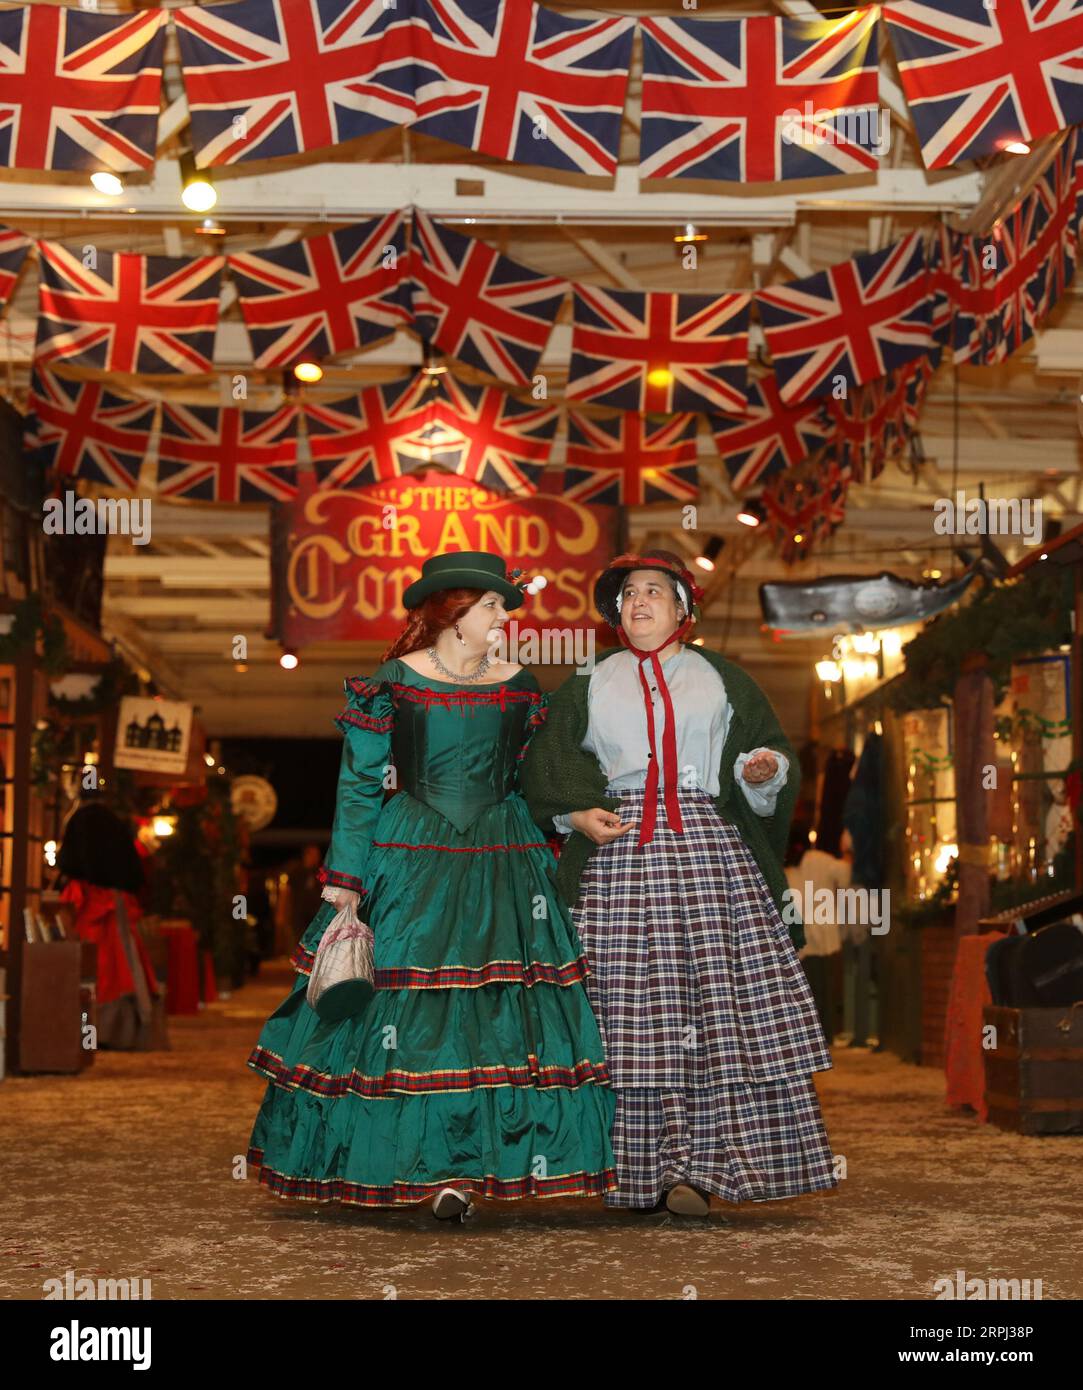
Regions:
[[246, 661, 616, 1207], [573, 787, 837, 1208]]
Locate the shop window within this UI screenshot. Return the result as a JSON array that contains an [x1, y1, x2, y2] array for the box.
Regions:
[[902, 706, 957, 902]]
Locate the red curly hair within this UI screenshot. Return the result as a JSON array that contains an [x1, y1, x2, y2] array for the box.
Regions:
[[381, 588, 487, 662]]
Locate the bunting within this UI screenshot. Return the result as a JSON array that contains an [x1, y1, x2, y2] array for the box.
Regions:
[[567, 284, 750, 413], [0, 6, 166, 172], [23, 367, 156, 490], [883, 0, 1083, 169], [409, 210, 565, 386], [305, 374, 438, 489], [756, 230, 934, 404], [228, 213, 411, 368], [709, 376, 831, 491], [0, 228, 30, 311], [35, 242, 224, 375], [563, 410, 699, 504], [173, 0, 420, 167], [639, 9, 881, 184], [763, 454, 851, 562], [420, 373, 560, 496], [411, 0, 634, 176], [156, 401, 299, 502]]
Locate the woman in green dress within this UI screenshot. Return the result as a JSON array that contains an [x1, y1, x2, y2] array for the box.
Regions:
[[246, 551, 616, 1219]]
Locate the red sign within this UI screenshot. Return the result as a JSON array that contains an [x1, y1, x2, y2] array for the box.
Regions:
[[279, 472, 618, 645]]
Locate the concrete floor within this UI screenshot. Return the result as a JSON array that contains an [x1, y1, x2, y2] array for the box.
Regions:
[[2, 961, 1080, 1301]]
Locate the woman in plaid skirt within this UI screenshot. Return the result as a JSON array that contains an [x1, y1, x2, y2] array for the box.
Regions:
[[522, 549, 837, 1216]]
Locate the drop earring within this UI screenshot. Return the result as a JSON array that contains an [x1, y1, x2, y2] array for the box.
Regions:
[[454, 622, 466, 646]]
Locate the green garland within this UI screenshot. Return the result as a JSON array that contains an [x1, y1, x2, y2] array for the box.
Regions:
[[909, 748, 954, 772], [1011, 706, 1072, 740], [50, 657, 139, 717], [888, 567, 1072, 713], [0, 593, 70, 676]]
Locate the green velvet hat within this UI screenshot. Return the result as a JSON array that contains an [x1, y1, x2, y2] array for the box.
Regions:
[[402, 551, 524, 610]]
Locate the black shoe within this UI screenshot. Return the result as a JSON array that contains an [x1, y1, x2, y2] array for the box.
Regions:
[[665, 1183, 711, 1217]]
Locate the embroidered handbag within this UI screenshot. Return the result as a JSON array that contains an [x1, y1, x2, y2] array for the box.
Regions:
[[305, 888, 376, 1022]]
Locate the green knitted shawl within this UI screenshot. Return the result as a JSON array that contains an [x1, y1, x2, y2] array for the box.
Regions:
[[520, 644, 804, 949]]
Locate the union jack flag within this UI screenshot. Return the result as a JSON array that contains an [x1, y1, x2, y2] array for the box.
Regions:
[[709, 375, 831, 492], [0, 228, 30, 311], [228, 213, 411, 368], [1072, 124, 1083, 226], [409, 211, 566, 386], [411, 0, 634, 176], [173, 0, 421, 167], [306, 374, 437, 489], [756, 231, 934, 405], [639, 10, 881, 184], [948, 233, 988, 364], [883, 0, 1083, 169], [567, 286, 750, 414], [828, 354, 937, 481], [156, 402, 299, 502], [1030, 136, 1080, 319], [35, 241, 223, 375], [0, 6, 165, 172], [952, 192, 1053, 366], [563, 411, 699, 505], [927, 222, 965, 350], [902, 347, 939, 430], [829, 370, 900, 481], [763, 454, 850, 562], [23, 367, 155, 490], [419, 373, 559, 496]]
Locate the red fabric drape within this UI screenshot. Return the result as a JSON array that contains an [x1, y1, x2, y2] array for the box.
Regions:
[[61, 880, 159, 1008]]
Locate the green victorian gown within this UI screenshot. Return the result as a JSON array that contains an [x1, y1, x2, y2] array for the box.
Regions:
[[246, 659, 617, 1206]]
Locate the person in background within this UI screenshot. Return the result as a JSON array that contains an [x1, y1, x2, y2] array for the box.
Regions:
[[785, 828, 853, 1046], [272, 843, 326, 958], [57, 793, 162, 1050]]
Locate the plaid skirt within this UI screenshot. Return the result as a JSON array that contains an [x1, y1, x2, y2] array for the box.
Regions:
[[573, 787, 837, 1208]]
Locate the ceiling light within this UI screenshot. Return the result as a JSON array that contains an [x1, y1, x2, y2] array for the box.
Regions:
[[91, 171, 123, 196], [421, 344, 448, 376], [646, 367, 673, 387], [279, 649, 299, 670], [294, 359, 323, 384], [180, 152, 216, 213], [694, 536, 726, 572], [1000, 139, 1030, 155], [194, 216, 226, 237], [674, 222, 707, 244], [736, 498, 765, 527]]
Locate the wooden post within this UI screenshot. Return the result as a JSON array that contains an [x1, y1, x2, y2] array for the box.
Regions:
[[5, 644, 35, 1075], [952, 652, 995, 945]]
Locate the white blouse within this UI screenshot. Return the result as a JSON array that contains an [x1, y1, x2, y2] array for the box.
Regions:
[[552, 647, 788, 833]]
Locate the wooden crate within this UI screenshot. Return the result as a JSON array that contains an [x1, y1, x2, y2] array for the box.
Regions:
[[19, 941, 82, 1073], [984, 1005, 1083, 1134]]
